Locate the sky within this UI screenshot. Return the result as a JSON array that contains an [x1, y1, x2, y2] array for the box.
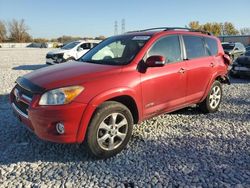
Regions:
[[0, 0, 249, 39]]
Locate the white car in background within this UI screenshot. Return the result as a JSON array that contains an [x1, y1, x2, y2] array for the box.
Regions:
[[46, 40, 101, 65]]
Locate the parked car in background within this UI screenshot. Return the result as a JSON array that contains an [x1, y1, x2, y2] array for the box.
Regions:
[[222, 42, 246, 61], [10, 27, 230, 158], [27, 42, 48, 48], [46, 40, 101, 65], [245, 45, 250, 51], [230, 50, 250, 78]]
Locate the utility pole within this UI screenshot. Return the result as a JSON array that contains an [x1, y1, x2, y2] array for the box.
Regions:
[[121, 19, 125, 34], [114, 20, 118, 35]]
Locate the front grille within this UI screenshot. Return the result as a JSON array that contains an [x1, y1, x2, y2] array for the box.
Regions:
[[15, 84, 33, 99], [13, 98, 29, 116], [46, 54, 53, 59], [13, 84, 33, 116]]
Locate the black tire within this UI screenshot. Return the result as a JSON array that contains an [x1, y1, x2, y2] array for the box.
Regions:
[[199, 81, 223, 113], [86, 101, 133, 159]]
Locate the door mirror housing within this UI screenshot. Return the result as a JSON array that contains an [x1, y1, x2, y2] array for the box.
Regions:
[[145, 55, 166, 67]]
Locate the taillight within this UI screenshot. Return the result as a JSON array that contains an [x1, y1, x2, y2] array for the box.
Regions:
[[223, 54, 232, 65]]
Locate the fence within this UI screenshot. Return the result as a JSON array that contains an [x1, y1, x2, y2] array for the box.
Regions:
[[219, 35, 250, 46]]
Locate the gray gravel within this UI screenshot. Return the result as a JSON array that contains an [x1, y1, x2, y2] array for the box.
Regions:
[[0, 48, 250, 188]]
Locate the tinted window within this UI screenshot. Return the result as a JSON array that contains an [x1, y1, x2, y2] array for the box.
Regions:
[[222, 43, 235, 50], [81, 43, 91, 49], [147, 35, 182, 63], [183, 36, 206, 59], [205, 37, 218, 56], [61, 41, 80, 50]]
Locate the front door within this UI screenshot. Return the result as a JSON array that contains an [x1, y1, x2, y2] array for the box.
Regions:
[[140, 35, 187, 118]]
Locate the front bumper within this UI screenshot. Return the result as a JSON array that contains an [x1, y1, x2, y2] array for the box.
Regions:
[[10, 90, 87, 143], [46, 58, 58, 65]]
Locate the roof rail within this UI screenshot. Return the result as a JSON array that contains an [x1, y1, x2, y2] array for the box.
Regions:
[[127, 27, 212, 36]]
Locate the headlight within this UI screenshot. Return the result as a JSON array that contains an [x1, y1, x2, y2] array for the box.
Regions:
[[39, 86, 84, 105]]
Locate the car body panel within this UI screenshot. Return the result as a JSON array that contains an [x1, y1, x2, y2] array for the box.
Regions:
[[10, 29, 229, 144]]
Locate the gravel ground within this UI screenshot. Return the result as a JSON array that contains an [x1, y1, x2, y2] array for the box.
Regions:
[[0, 48, 249, 188]]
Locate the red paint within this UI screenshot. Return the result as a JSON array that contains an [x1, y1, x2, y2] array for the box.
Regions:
[[10, 30, 228, 144]]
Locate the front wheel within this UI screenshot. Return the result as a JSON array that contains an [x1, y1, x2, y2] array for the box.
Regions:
[[86, 101, 133, 159], [199, 81, 223, 113]]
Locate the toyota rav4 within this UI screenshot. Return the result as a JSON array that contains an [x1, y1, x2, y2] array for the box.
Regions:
[[10, 27, 231, 158]]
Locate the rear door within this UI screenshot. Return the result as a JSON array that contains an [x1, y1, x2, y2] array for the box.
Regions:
[[141, 35, 187, 118], [182, 35, 214, 103]]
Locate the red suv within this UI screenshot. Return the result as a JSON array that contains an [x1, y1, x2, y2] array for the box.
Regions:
[[10, 27, 230, 158]]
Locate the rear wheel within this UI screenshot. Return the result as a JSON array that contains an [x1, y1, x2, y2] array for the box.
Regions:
[[199, 81, 222, 113], [86, 101, 133, 159]]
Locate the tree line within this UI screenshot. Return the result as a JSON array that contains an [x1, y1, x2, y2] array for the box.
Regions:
[[1, 19, 250, 43], [0, 19, 106, 43], [188, 21, 250, 36]]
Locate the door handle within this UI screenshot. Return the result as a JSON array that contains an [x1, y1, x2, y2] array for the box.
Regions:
[[210, 62, 215, 67], [178, 68, 186, 73]]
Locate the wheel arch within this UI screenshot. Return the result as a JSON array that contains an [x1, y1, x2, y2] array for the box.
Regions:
[[76, 88, 141, 143], [200, 73, 228, 103]]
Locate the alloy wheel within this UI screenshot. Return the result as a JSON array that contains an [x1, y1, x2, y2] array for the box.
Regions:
[[97, 113, 128, 151], [209, 85, 221, 109]]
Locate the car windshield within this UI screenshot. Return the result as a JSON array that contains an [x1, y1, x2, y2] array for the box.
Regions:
[[79, 35, 150, 65], [61, 41, 80, 50], [222, 43, 235, 50]]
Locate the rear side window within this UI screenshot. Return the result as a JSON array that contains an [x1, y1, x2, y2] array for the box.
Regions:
[[238, 43, 245, 51], [147, 35, 182, 63], [183, 35, 206, 59], [205, 37, 218, 56]]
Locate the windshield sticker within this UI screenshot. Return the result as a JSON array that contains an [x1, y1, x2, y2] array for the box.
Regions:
[[132, 36, 151, 40]]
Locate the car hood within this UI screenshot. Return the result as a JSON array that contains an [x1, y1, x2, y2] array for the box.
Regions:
[[23, 61, 122, 89], [47, 49, 70, 55]]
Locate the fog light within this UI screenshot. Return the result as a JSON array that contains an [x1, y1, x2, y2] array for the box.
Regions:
[[56, 123, 65, 134]]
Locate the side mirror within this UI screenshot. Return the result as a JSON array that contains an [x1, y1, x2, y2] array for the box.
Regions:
[[145, 55, 166, 67], [234, 47, 239, 51]]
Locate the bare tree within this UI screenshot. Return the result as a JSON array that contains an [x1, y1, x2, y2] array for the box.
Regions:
[[0, 20, 7, 42], [8, 19, 32, 42], [239, 27, 250, 35]]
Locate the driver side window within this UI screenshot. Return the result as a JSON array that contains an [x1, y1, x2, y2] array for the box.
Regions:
[[147, 35, 182, 63], [80, 43, 91, 50]]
